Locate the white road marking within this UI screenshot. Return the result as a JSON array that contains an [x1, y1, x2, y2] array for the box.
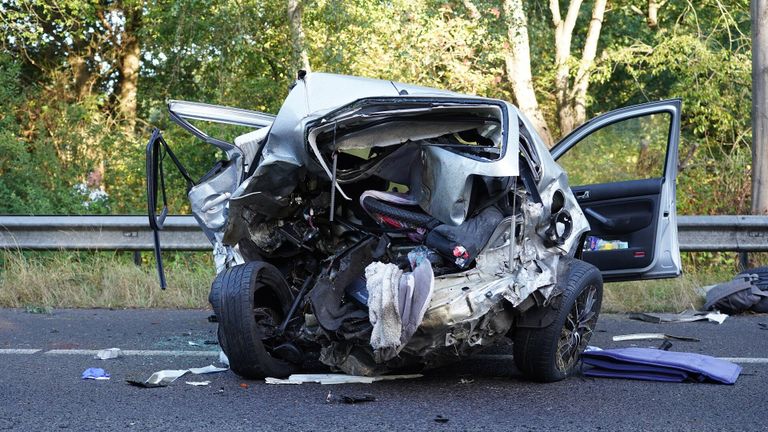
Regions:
[[120, 350, 218, 357], [0, 349, 41, 354], [0, 350, 766, 363], [45, 349, 99, 355], [44, 349, 218, 357], [18, 349, 219, 357], [718, 357, 768, 364], [470, 354, 768, 364]]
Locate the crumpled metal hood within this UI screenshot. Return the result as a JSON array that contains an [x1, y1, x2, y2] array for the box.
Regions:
[[259, 73, 519, 226], [262, 73, 463, 168]]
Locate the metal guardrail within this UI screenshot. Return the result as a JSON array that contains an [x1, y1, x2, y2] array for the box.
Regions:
[[0, 215, 766, 252], [676, 215, 768, 252], [0, 216, 207, 251]]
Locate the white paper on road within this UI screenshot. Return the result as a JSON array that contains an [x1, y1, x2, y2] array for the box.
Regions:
[[145, 365, 228, 386], [265, 373, 422, 385], [188, 365, 228, 374], [706, 312, 728, 324], [612, 333, 700, 342], [218, 350, 230, 367], [629, 310, 728, 324], [95, 348, 121, 360], [185, 381, 211, 386]]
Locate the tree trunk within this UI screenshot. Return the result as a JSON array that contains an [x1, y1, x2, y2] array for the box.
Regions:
[[647, 0, 664, 28], [287, 0, 311, 73], [571, 0, 607, 127], [117, 7, 141, 133], [503, 0, 554, 146], [753, 0, 768, 215], [69, 54, 92, 101], [463, 0, 481, 19], [551, 0, 583, 136], [550, 0, 608, 137]]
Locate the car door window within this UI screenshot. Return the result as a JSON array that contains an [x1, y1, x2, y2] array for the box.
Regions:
[[557, 113, 671, 186]]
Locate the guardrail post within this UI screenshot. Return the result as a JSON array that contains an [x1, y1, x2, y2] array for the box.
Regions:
[[739, 252, 749, 271]]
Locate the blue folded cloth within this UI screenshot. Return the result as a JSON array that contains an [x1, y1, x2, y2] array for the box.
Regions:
[[581, 348, 741, 384], [82, 367, 110, 380]]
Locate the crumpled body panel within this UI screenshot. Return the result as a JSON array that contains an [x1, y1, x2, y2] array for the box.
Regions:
[[181, 73, 590, 375]]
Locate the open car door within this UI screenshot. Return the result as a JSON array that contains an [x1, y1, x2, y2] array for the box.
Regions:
[[550, 99, 682, 282]]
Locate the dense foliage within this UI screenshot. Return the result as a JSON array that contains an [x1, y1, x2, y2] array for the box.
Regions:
[[0, 0, 753, 220]]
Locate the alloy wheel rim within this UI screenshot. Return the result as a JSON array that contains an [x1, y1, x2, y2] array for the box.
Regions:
[[555, 285, 598, 373]]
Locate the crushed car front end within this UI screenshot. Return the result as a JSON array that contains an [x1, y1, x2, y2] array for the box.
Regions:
[[147, 72, 598, 381]]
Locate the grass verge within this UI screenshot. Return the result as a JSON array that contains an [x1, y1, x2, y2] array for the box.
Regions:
[[602, 270, 732, 313], [0, 250, 761, 312], [0, 250, 212, 309]]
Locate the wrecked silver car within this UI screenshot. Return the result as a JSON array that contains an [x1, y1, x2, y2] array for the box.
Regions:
[[147, 73, 683, 382]]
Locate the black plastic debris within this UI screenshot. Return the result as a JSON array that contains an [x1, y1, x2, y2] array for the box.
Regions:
[[126, 380, 166, 388], [658, 340, 673, 351], [434, 415, 449, 424], [325, 391, 376, 404], [341, 394, 376, 404]]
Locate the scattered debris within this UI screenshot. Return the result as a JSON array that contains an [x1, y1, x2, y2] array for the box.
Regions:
[[612, 333, 700, 342], [187, 341, 202, 347], [94, 348, 121, 360], [459, 378, 474, 384], [218, 351, 229, 367], [127, 380, 166, 388], [658, 340, 673, 351], [341, 394, 376, 404], [581, 347, 741, 384], [207, 314, 218, 323], [82, 368, 110, 380], [185, 381, 211, 386], [24, 305, 52, 314], [629, 310, 728, 324], [705, 312, 728, 325], [127, 365, 228, 388], [204, 340, 218, 345], [704, 273, 768, 314], [759, 323, 768, 331], [265, 373, 422, 385], [325, 391, 376, 404], [239, 383, 249, 389], [434, 415, 450, 424]]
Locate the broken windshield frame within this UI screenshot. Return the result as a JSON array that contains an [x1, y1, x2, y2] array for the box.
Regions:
[[167, 100, 275, 153]]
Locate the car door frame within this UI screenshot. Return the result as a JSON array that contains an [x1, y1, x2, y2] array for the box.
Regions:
[[550, 99, 683, 281]]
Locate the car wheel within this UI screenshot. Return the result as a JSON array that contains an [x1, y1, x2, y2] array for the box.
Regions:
[[213, 261, 299, 379], [513, 258, 603, 383]]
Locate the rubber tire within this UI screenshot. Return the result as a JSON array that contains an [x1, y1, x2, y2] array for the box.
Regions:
[[513, 258, 603, 383], [214, 261, 298, 379]]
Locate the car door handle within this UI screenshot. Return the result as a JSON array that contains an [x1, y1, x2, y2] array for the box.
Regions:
[[575, 190, 590, 200]]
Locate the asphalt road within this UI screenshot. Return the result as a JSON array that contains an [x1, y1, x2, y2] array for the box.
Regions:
[[1, 308, 766, 431]]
